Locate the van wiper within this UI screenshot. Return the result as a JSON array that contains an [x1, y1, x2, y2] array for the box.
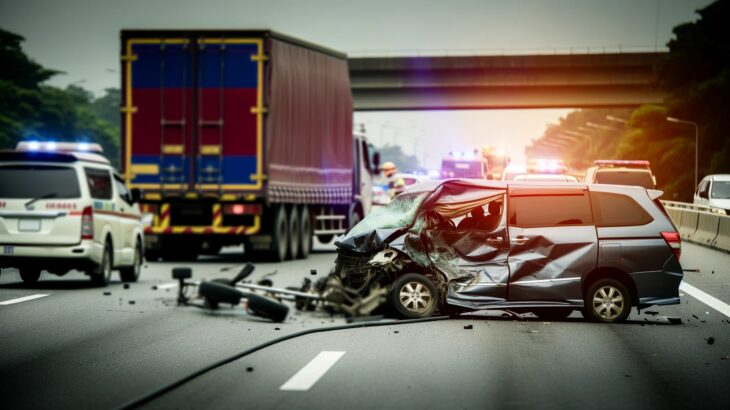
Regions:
[[25, 192, 57, 208]]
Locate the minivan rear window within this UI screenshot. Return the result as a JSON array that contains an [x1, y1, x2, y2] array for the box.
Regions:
[[0, 165, 81, 199], [590, 192, 653, 227], [594, 170, 654, 189], [509, 193, 593, 228]]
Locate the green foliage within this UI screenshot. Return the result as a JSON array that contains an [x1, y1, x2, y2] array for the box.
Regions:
[[0, 28, 120, 167]]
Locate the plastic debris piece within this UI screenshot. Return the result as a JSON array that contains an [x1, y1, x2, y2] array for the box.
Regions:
[[667, 317, 682, 325], [129, 300, 136, 305], [644, 310, 659, 316], [103, 291, 111, 296], [721, 356, 730, 360], [464, 324, 473, 330], [123, 284, 130, 289], [706, 337, 715, 345], [624, 374, 631, 378], [246, 367, 254, 372], [274, 327, 281, 331], [311, 269, 317, 276], [151, 285, 158, 290], [394, 330, 399, 334], [692, 314, 699, 320], [529, 330, 539, 333]]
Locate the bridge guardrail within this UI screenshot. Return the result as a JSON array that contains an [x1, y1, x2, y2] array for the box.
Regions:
[[661, 200, 729, 252]]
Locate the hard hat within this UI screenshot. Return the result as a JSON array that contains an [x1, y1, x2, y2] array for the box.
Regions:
[[381, 161, 396, 171]]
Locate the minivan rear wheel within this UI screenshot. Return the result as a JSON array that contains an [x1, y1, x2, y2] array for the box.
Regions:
[[91, 242, 113, 287], [584, 279, 631, 323], [389, 273, 438, 318], [19, 268, 41, 284]]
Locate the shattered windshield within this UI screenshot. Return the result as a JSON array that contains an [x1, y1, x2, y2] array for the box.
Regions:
[[346, 192, 429, 237]]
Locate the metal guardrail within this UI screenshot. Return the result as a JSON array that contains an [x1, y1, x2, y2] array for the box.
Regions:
[[661, 201, 730, 252]]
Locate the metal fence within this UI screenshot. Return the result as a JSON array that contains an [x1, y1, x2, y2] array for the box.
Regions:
[[661, 201, 730, 252]]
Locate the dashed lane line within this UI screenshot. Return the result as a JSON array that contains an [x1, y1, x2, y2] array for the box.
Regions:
[[0, 294, 50, 305], [680, 281, 730, 318], [280, 351, 346, 391]]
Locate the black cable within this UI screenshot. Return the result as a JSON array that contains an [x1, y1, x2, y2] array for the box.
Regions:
[[114, 315, 449, 410]]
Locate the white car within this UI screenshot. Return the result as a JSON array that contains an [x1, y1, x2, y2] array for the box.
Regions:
[[0, 142, 144, 285], [584, 160, 656, 189], [694, 174, 730, 213]]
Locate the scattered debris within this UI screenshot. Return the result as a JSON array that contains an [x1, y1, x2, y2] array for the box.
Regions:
[[394, 330, 399, 334], [464, 324, 473, 330], [274, 327, 281, 331], [246, 367, 254, 372], [667, 317, 683, 325], [128, 300, 136, 305], [721, 356, 730, 360], [310, 269, 317, 276], [643, 310, 659, 316], [624, 374, 631, 378], [529, 330, 539, 333], [103, 291, 111, 296], [693, 314, 700, 320], [151, 285, 158, 290], [123, 283, 130, 289], [706, 337, 715, 345]]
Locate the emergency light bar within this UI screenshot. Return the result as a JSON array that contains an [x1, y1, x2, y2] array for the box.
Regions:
[[594, 160, 650, 168], [17, 141, 104, 153]]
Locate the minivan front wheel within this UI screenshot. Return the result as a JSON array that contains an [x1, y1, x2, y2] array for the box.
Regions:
[[584, 279, 631, 323], [389, 273, 438, 318]]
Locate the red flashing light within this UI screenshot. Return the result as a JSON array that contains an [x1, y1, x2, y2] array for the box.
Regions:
[[661, 231, 681, 260], [594, 160, 650, 168]]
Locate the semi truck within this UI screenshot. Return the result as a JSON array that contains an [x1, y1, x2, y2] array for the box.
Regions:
[[120, 30, 377, 261]]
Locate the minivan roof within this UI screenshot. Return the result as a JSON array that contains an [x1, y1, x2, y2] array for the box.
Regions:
[[0, 150, 110, 165]]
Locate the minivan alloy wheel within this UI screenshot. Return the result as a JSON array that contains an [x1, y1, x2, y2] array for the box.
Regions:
[[399, 281, 432, 314], [593, 286, 625, 320]]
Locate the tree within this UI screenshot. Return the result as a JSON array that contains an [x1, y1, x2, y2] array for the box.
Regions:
[[0, 28, 120, 166]]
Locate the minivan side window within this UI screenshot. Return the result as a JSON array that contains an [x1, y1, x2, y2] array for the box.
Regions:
[[114, 175, 132, 204], [589, 191, 653, 227], [698, 180, 710, 199], [85, 168, 112, 200], [509, 193, 592, 228]]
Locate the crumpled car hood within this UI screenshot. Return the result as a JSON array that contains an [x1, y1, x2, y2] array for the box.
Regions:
[[334, 228, 402, 254]]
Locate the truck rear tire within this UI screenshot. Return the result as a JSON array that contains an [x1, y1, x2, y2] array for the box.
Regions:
[[298, 205, 312, 259], [288, 205, 300, 260], [267, 204, 289, 262]]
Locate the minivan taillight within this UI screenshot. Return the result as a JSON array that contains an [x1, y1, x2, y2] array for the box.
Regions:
[[81, 206, 93, 240], [661, 231, 681, 260]]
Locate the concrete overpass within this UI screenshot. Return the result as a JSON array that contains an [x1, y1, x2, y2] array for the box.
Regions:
[[348, 52, 666, 111]]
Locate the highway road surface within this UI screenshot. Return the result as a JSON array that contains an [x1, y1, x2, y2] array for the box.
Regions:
[[1, 242, 729, 409]]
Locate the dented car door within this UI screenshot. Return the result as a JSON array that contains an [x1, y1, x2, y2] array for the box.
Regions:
[[506, 187, 598, 303]]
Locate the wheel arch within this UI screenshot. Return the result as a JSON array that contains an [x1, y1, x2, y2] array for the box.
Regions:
[[582, 267, 638, 306]]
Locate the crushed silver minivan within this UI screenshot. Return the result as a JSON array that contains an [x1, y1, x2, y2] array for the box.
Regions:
[[334, 179, 683, 323]]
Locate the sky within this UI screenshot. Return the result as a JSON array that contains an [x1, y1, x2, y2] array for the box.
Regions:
[[0, 0, 713, 168]]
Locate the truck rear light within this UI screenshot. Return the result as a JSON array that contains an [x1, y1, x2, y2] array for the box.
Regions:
[[661, 231, 681, 260], [81, 206, 94, 240], [223, 204, 262, 215]]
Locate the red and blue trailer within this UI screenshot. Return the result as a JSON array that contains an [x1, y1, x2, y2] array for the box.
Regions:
[[120, 30, 376, 261]]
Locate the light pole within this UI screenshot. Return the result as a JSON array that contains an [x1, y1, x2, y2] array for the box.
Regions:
[[666, 117, 699, 189]]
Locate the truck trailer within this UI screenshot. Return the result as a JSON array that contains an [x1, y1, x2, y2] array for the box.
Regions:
[[120, 30, 376, 261]]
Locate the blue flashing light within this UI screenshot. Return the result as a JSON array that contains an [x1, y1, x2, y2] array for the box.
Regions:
[[78, 142, 90, 151], [45, 141, 57, 150], [27, 141, 40, 150]]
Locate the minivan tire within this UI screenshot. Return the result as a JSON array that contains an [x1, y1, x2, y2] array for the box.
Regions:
[[119, 241, 142, 283], [19, 268, 41, 284], [91, 242, 113, 287], [584, 278, 632, 323], [389, 273, 438, 319]]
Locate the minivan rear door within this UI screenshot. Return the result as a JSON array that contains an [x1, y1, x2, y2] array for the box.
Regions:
[[0, 164, 83, 245], [506, 187, 598, 302]]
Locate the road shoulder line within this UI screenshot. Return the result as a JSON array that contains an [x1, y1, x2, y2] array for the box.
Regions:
[[0, 294, 50, 305], [680, 281, 730, 318]]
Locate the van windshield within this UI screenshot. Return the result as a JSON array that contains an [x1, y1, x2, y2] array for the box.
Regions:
[[594, 170, 655, 189], [0, 165, 81, 199], [711, 181, 730, 199]]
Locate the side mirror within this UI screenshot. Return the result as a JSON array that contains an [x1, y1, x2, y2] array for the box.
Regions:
[[372, 152, 381, 174], [130, 188, 142, 203]]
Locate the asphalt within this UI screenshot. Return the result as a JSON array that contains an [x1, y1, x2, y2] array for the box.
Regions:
[[0, 242, 729, 409]]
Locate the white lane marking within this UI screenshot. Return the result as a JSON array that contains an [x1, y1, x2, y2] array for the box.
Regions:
[[680, 281, 730, 318], [280, 351, 346, 391], [156, 283, 178, 289], [0, 294, 49, 305]]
